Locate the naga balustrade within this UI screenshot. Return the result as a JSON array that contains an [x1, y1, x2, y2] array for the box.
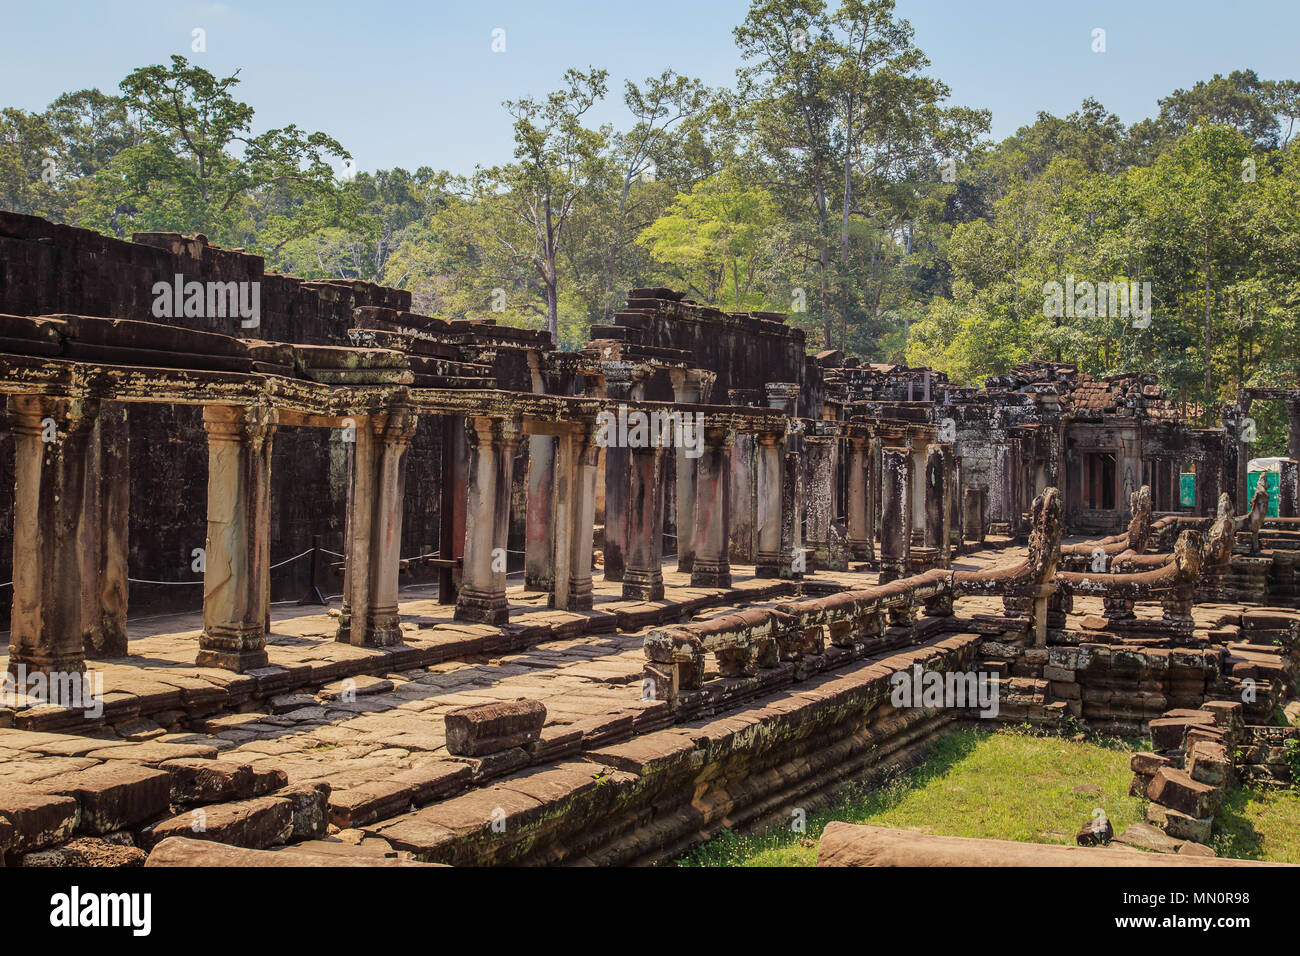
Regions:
[[1060, 485, 1154, 571]]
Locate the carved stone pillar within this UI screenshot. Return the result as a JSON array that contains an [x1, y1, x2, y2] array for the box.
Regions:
[[923, 444, 949, 564], [551, 423, 599, 611], [781, 446, 804, 579], [600, 363, 650, 581], [755, 431, 785, 577], [910, 439, 928, 547], [948, 455, 963, 548], [1288, 399, 1300, 466], [524, 434, 557, 591], [880, 447, 912, 584], [338, 408, 415, 646], [82, 403, 129, 657], [805, 430, 837, 570], [455, 417, 519, 625], [623, 442, 667, 600], [198, 404, 275, 671], [847, 436, 871, 560], [1280, 459, 1299, 519], [8, 396, 98, 677], [669, 368, 713, 572], [691, 425, 733, 588], [728, 429, 757, 564]]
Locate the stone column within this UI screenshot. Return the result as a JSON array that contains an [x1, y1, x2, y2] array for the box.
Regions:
[[880, 447, 912, 583], [963, 487, 986, 544], [455, 417, 519, 625], [910, 439, 928, 547], [438, 415, 468, 603], [524, 434, 557, 591], [623, 443, 667, 600], [846, 437, 871, 560], [669, 368, 712, 572], [600, 364, 649, 581], [948, 455, 963, 548], [7, 396, 97, 677], [691, 424, 733, 588], [1279, 459, 1299, 518], [755, 431, 784, 577], [338, 408, 415, 646], [82, 403, 129, 657], [805, 430, 837, 570], [781, 446, 804, 578], [198, 404, 275, 671], [551, 423, 599, 610], [923, 444, 948, 559], [728, 430, 757, 564]]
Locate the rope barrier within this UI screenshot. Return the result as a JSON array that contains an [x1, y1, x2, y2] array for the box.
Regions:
[[129, 546, 314, 586]]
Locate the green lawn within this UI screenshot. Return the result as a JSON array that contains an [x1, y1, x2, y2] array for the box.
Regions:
[[678, 726, 1300, 866], [677, 727, 1148, 867], [1212, 786, 1300, 862]]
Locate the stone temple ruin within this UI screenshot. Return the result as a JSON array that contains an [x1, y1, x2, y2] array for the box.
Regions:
[[0, 209, 1298, 866]]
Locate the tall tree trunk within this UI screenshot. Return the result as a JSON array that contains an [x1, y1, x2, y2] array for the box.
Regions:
[[1203, 234, 1213, 412]]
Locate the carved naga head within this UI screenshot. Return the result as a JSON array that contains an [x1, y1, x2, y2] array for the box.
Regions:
[[1205, 493, 1236, 566], [1172, 529, 1206, 580], [1027, 487, 1063, 580], [1126, 484, 1153, 550]]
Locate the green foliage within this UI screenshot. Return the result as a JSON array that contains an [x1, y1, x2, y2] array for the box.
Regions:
[[2, 4, 1299, 394]]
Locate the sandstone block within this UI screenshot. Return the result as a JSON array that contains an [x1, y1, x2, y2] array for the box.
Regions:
[[0, 786, 78, 852], [143, 796, 293, 850], [161, 757, 254, 803], [444, 698, 546, 756], [1187, 740, 1232, 788], [1148, 768, 1221, 819], [39, 763, 171, 834]]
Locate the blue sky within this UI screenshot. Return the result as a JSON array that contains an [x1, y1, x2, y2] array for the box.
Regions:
[[2, 0, 1297, 175]]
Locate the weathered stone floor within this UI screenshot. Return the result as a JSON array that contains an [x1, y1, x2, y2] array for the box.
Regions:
[[6, 540, 1292, 865], [0, 550, 1015, 850]]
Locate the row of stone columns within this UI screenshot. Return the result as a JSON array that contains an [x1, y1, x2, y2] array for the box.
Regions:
[[7, 391, 962, 679]]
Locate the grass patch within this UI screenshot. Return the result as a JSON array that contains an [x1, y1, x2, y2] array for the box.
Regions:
[[1212, 786, 1300, 863], [677, 726, 1146, 867]]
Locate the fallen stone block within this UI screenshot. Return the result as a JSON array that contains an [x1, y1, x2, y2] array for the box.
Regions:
[[1130, 752, 1172, 776], [1147, 767, 1221, 819], [815, 823, 1277, 867], [0, 786, 79, 852], [1149, 714, 1214, 751], [1187, 740, 1232, 788], [21, 835, 146, 867], [144, 836, 439, 866], [161, 757, 254, 803], [283, 783, 331, 841], [38, 763, 171, 834], [1113, 822, 1183, 854], [444, 698, 546, 757], [1146, 803, 1214, 844], [142, 796, 293, 850]]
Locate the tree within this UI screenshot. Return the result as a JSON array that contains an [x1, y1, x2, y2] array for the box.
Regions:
[[82, 55, 349, 247], [488, 67, 610, 344], [638, 168, 780, 307]]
